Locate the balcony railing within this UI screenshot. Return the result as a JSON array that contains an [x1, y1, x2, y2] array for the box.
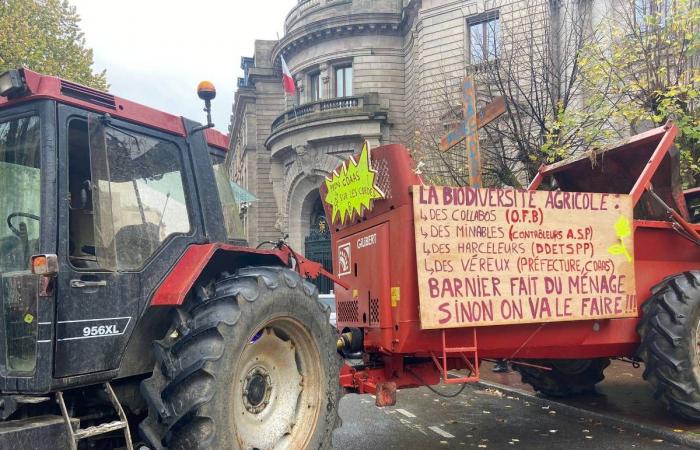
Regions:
[[271, 95, 373, 132]]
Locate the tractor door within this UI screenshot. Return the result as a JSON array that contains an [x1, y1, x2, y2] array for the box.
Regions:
[[55, 105, 200, 378], [0, 100, 57, 393]]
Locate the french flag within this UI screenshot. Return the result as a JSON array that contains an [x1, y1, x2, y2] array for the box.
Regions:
[[281, 56, 296, 95]]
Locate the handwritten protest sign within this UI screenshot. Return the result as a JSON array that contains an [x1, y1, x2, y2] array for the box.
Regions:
[[412, 185, 637, 329]]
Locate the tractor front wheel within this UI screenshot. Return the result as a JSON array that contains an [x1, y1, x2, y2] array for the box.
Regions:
[[637, 271, 700, 420], [139, 266, 342, 449], [515, 358, 610, 397]]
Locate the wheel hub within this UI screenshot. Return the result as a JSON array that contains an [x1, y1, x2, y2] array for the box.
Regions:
[[243, 366, 272, 414], [233, 322, 322, 450]]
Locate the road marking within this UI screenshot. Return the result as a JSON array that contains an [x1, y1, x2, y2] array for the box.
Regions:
[[429, 426, 455, 439], [396, 408, 416, 418]]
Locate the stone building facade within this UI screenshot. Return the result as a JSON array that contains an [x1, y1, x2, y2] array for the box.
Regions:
[[226, 0, 587, 251]]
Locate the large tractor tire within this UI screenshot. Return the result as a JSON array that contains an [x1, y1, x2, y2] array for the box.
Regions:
[[637, 271, 700, 420], [139, 266, 342, 449], [515, 358, 610, 397]]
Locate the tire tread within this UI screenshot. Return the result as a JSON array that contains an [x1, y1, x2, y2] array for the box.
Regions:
[[637, 270, 700, 420]]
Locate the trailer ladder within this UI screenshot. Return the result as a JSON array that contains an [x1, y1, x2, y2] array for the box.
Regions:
[[429, 328, 480, 384]]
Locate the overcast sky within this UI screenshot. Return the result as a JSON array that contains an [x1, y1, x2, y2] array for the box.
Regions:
[[68, 0, 296, 134]]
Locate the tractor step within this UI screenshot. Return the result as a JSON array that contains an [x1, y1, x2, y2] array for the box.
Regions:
[[73, 420, 127, 440], [56, 382, 133, 450]]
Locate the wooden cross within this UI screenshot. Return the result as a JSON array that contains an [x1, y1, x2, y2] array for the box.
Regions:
[[438, 77, 506, 188]]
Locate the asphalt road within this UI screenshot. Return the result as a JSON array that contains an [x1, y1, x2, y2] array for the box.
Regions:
[[333, 383, 688, 449]]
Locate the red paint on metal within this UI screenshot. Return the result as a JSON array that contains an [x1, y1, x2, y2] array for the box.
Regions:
[[204, 128, 229, 151], [339, 362, 442, 394], [1, 69, 188, 136], [630, 123, 679, 205], [150, 243, 340, 306], [429, 329, 479, 384], [527, 166, 545, 190], [150, 244, 287, 306], [276, 245, 350, 289]]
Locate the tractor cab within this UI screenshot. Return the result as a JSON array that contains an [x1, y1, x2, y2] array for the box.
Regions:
[[0, 68, 241, 395], [0, 69, 340, 449]]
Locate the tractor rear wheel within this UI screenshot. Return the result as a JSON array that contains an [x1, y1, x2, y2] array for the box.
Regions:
[[515, 358, 610, 397], [139, 266, 342, 449], [637, 271, 700, 420]]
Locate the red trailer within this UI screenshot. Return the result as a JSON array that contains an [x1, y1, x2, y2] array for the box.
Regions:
[[328, 123, 700, 420]]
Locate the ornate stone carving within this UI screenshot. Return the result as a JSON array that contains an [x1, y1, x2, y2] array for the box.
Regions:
[[275, 211, 288, 233], [319, 63, 330, 84], [294, 144, 317, 174]]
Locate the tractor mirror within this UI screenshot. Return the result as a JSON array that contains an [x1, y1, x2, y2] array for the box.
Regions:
[[31, 254, 59, 277]]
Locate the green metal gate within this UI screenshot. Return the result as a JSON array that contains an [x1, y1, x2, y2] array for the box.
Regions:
[[304, 220, 333, 294]]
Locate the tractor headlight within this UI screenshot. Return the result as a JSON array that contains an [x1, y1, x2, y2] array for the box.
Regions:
[[0, 70, 26, 98]]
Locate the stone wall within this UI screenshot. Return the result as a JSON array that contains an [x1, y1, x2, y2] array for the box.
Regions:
[[228, 40, 286, 246]]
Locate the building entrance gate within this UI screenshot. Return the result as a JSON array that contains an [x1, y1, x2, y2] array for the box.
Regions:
[[304, 200, 333, 294]]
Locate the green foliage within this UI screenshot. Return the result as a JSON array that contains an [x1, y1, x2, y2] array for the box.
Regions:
[[554, 0, 699, 186], [0, 0, 107, 89]]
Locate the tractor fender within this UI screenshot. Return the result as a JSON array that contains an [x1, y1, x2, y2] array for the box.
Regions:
[[150, 243, 288, 306]]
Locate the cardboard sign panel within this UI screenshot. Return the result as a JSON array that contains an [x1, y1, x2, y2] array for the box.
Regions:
[[412, 186, 637, 329], [324, 141, 385, 224]]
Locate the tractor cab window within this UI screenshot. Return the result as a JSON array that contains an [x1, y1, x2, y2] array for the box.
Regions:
[[68, 116, 192, 271], [0, 116, 41, 272], [67, 119, 97, 269], [210, 154, 244, 242], [0, 114, 41, 373]]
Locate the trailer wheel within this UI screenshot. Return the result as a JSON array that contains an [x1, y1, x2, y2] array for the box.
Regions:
[[515, 358, 610, 397], [139, 266, 341, 449], [637, 271, 700, 420]]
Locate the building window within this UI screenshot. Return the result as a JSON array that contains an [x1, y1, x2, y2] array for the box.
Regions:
[[310, 72, 322, 101], [335, 66, 353, 98], [468, 13, 500, 65]]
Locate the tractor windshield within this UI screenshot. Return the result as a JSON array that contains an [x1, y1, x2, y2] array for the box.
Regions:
[[0, 114, 41, 373], [86, 115, 192, 271]]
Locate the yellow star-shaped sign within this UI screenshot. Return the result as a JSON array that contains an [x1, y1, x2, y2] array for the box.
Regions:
[[324, 141, 385, 224]]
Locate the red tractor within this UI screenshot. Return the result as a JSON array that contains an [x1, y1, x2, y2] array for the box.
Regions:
[[327, 123, 700, 423], [0, 69, 343, 449]]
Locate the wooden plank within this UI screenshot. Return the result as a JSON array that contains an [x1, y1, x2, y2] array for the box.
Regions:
[[438, 96, 506, 152], [463, 78, 481, 188], [412, 185, 637, 329]]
